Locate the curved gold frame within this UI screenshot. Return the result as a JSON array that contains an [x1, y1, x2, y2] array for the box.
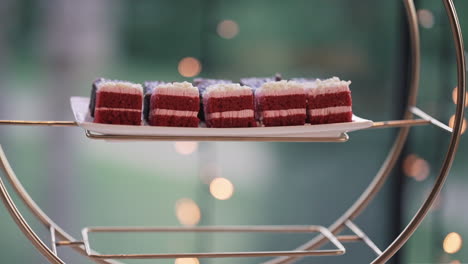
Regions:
[[0, 0, 465, 263]]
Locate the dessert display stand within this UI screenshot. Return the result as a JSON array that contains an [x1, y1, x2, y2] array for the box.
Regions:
[[0, 0, 465, 263]]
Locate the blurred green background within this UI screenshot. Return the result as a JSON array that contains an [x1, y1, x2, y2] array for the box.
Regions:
[[0, 0, 467, 263]]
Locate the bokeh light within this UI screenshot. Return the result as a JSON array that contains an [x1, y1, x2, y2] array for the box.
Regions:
[[175, 258, 200, 264], [417, 9, 435, 29], [403, 154, 430, 181], [448, 115, 467, 134], [450, 260, 461, 264], [178, 57, 202, 77], [443, 232, 463, 254], [174, 142, 198, 155], [175, 198, 201, 226], [209, 177, 234, 200], [217, 20, 239, 39], [452, 87, 468, 107]]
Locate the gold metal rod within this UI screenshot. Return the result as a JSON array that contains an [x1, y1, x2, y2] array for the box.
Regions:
[[265, 0, 422, 263], [370, 119, 430, 129], [89, 250, 344, 260], [0, 151, 65, 263], [0, 146, 122, 264], [81, 225, 345, 259], [85, 130, 350, 143], [0, 120, 77, 126], [337, 235, 362, 242], [56, 241, 85, 247], [345, 221, 383, 256], [372, 0, 466, 263], [410, 106, 453, 132], [85, 225, 325, 233], [50, 226, 58, 255]]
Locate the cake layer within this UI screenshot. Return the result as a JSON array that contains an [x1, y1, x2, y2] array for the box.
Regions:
[[309, 112, 352, 124], [262, 114, 306, 127], [255, 81, 306, 127], [256, 94, 307, 111], [151, 94, 199, 111], [201, 83, 255, 128], [307, 91, 352, 109], [89, 78, 143, 117], [204, 95, 254, 113], [94, 108, 142, 125], [193, 79, 234, 121], [148, 115, 199, 127], [95, 92, 143, 110], [143, 81, 168, 121], [146, 82, 200, 127], [207, 117, 257, 128]]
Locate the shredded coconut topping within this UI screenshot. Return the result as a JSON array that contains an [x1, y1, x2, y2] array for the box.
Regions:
[[156, 81, 198, 91], [203, 83, 252, 98], [97, 81, 143, 94], [316, 77, 351, 88]]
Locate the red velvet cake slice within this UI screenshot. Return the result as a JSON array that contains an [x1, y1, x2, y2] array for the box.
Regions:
[[255, 80, 306, 126], [143, 81, 168, 123], [148, 82, 200, 127], [304, 77, 353, 124], [90, 78, 143, 125], [193, 78, 233, 122], [203, 83, 256, 128]]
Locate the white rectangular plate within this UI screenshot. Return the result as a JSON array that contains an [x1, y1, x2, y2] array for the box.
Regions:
[[71, 97, 373, 138]]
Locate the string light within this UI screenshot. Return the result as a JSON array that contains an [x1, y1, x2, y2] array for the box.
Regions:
[[417, 9, 435, 29], [209, 177, 234, 200], [448, 115, 467, 134], [178, 57, 202, 77], [174, 142, 198, 155], [452, 87, 468, 107], [443, 232, 463, 254], [217, 20, 239, 39], [175, 198, 201, 226], [402, 154, 430, 181], [175, 258, 200, 264]]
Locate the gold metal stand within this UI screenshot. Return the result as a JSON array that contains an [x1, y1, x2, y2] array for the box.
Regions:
[[0, 0, 465, 263]]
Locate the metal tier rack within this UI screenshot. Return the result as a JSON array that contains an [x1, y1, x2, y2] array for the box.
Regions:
[[0, 0, 465, 263]]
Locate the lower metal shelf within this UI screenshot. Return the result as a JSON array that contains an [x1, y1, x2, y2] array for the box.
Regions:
[[48, 222, 382, 261]]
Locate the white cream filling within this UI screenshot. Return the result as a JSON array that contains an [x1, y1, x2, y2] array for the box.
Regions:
[[206, 110, 254, 120], [150, 109, 198, 117], [256, 81, 305, 97], [308, 106, 352, 116], [154, 82, 199, 97], [95, 107, 141, 112], [261, 108, 305, 118], [97, 82, 143, 94]]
